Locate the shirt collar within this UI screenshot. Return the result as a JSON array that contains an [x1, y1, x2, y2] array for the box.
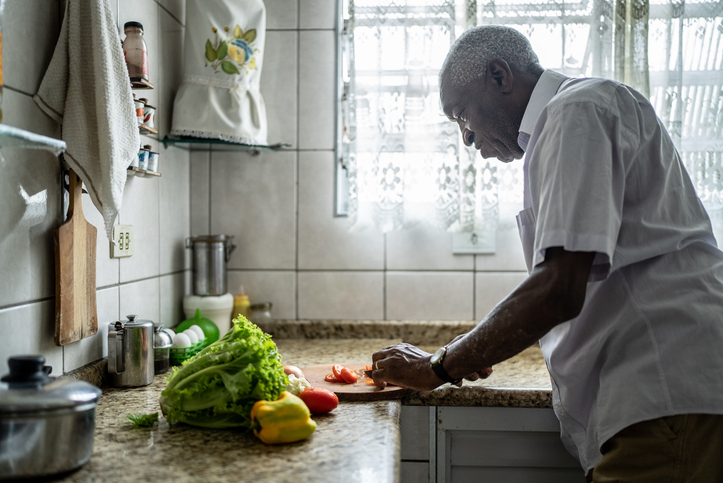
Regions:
[[517, 70, 568, 151]]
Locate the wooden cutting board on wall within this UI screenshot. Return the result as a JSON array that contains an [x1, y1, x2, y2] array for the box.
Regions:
[[55, 169, 98, 346]]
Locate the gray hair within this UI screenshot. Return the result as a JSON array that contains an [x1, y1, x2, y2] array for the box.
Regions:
[[440, 25, 542, 90]]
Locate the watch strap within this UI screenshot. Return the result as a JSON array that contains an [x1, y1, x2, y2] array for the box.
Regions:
[[431, 347, 462, 384]]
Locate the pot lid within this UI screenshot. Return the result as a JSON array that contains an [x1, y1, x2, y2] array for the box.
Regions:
[[0, 356, 101, 415]]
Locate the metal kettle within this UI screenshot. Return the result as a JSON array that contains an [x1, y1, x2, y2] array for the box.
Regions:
[[107, 315, 154, 387]]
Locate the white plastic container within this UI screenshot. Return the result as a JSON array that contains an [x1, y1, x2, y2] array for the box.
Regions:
[[182, 293, 234, 336]]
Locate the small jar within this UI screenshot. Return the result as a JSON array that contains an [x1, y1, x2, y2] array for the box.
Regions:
[[250, 302, 273, 324], [123, 21, 149, 81], [138, 146, 150, 170], [134, 97, 146, 125], [143, 103, 156, 128], [147, 151, 159, 172]]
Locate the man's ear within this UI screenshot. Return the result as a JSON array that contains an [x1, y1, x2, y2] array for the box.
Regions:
[[487, 59, 513, 93]]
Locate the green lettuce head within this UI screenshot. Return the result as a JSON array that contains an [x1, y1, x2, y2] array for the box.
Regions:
[[159, 316, 288, 429]]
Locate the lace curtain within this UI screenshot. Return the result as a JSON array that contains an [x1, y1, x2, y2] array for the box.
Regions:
[[341, 0, 723, 241]]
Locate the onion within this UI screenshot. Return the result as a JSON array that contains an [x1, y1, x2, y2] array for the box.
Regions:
[[283, 365, 304, 379]]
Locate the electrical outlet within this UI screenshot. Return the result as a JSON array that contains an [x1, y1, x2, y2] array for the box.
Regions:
[[110, 225, 134, 258]]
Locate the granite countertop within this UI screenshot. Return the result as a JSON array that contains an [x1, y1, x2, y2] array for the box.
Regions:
[[61, 329, 552, 482]]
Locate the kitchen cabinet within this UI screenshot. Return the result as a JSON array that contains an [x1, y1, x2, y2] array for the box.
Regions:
[[401, 406, 586, 483]]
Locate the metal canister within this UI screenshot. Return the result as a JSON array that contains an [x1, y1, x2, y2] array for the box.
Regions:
[[185, 235, 236, 296], [107, 315, 154, 387]]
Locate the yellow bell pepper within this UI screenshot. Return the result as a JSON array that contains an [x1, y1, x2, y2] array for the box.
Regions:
[[250, 391, 317, 444]]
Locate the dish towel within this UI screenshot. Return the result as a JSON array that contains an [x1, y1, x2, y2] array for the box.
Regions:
[[170, 0, 267, 145], [34, 0, 140, 241]]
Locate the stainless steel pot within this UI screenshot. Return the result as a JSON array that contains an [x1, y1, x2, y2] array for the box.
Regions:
[[186, 234, 236, 296], [0, 355, 101, 480]]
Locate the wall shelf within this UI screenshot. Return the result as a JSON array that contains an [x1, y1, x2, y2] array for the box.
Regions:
[[127, 167, 161, 178], [131, 79, 154, 89], [161, 136, 291, 153], [139, 124, 158, 135]]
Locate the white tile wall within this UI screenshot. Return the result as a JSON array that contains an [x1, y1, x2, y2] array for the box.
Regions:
[[387, 226, 474, 271], [2, 0, 61, 95], [157, 0, 186, 25], [120, 278, 161, 324], [265, 0, 298, 30], [386, 272, 474, 321], [158, 5, 186, 139], [160, 272, 187, 329], [0, 301, 63, 378], [189, 150, 210, 236], [298, 151, 384, 269], [299, 0, 337, 29], [119, 175, 161, 282], [0, 92, 61, 307], [475, 272, 527, 320], [228, 270, 296, 319], [298, 271, 384, 319], [63, 287, 120, 372], [210, 149, 297, 270], [298, 30, 336, 150], [83, 194, 120, 288], [159, 146, 191, 274], [261, 31, 299, 148], [0, 0, 191, 375]]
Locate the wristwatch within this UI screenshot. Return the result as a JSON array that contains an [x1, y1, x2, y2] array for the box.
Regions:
[[430, 346, 462, 385]]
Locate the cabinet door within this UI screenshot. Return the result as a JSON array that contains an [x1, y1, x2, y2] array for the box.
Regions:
[[437, 407, 585, 483]]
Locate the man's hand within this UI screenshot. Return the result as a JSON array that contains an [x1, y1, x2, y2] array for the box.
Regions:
[[370, 343, 441, 391], [370, 341, 493, 391], [447, 333, 493, 382]]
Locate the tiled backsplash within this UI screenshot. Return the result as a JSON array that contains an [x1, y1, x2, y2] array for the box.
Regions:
[[192, 0, 528, 321], [0, 0, 526, 378], [0, 0, 190, 377]]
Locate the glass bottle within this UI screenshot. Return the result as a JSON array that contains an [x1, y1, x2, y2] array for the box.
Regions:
[[123, 21, 149, 81]]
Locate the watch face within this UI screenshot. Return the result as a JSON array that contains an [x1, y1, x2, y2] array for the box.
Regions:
[[431, 346, 446, 365]]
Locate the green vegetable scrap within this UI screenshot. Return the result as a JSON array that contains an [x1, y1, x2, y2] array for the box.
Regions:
[[159, 316, 288, 429], [126, 412, 159, 428]]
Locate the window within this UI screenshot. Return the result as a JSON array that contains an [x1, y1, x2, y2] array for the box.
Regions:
[[337, 0, 723, 243]]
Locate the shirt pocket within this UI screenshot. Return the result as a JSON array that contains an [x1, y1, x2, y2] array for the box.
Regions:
[[516, 207, 536, 272]]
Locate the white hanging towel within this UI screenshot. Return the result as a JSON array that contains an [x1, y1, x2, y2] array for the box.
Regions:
[[171, 0, 267, 145], [33, 0, 140, 242]]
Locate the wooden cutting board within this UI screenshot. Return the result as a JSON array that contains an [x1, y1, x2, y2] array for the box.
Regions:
[[55, 169, 97, 346], [301, 363, 411, 401]]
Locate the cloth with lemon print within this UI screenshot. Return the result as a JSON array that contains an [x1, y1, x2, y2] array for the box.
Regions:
[[170, 0, 268, 146], [205, 24, 259, 75]]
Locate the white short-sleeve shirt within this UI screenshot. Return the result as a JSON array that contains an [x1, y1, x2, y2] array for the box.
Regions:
[[517, 70, 723, 472]]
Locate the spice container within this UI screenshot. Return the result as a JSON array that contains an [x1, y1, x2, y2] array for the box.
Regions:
[[233, 285, 251, 320], [134, 96, 145, 125], [138, 146, 150, 170], [123, 21, 149, 82], [153, 321, 173, 374], [147, 150, 159, 172], [143, 103, 156, 128], [250, 302, 273, 324]]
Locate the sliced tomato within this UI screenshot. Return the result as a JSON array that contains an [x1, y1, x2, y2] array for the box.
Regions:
[[331, 364, 344, 379], [365, 364, 373, 372], [324, 372, 341, 383], [340, 367, 358, 384]]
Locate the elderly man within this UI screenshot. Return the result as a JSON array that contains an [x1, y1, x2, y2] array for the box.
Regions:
[[370, 25, 723, 481]]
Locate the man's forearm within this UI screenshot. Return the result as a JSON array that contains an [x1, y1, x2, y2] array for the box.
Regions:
[[443, 248, 595, 379]]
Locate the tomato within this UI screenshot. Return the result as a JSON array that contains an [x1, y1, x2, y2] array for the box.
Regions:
[[324, 373, 341, 383], [283, 365, 304, 379], [340, 367, 358, 384], [332, 364, 344, 380], [299, 387, 339, 414]]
